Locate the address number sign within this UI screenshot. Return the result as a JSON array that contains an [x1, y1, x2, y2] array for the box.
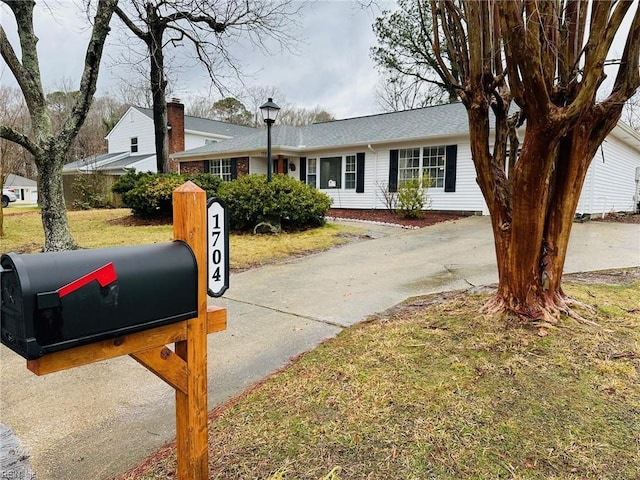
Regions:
[[207, 199, 229, 297]]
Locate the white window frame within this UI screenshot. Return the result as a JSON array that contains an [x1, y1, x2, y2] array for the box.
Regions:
[[209, 158, 233, 181], [397, 146, 446, 189], [422, 146, 446, 188], [345, 155, 356, 190], [306, 158, 317, 187], [398, 148, 420, 187]]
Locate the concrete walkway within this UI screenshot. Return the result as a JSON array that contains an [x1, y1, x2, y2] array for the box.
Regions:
[[0, 216, 638, 479]]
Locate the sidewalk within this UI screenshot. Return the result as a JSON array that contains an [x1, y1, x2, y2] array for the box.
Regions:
[[1, 216, 638, 479]]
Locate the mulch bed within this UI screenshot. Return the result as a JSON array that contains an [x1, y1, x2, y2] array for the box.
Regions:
[[104, 209, 639, 229], [591, 212, 640, 224], [327, 208, 464, 228]]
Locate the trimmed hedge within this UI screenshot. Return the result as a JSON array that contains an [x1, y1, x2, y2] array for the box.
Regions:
[[113, 171, 332, 231], [112, 170, 223, 218], [218, 175, 332, 232]]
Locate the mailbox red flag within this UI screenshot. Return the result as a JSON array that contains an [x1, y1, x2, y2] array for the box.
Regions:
[[57, 263, 117, 298]]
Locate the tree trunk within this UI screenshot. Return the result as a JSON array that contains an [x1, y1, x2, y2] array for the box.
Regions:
[[36, 150, 77, 251], [483, 108, 623, 322], [542, 109, 623, 296], [148, 20, 169, 173]]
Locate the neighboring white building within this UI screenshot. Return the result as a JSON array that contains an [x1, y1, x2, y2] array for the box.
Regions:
[[62, 100, 257, 205], [576, 122, 640, 216], [63, 100, 257, 176], [3, 174, 38, 204], [172, 102, 640, 216]]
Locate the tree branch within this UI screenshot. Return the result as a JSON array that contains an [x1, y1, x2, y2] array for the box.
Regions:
[[566, 0, 634, 120], [0, 124, 41, 157], [605, 3, 640, 106], [114, 4, 149, 40], [0, 0, 47, 121]]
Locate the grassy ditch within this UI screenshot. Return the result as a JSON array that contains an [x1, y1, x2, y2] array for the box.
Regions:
[[0, 208, 360, 269], [119, 278, 640, 480]]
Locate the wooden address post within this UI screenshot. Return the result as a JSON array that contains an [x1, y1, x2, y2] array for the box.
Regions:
[[26, 181, 224, 480]]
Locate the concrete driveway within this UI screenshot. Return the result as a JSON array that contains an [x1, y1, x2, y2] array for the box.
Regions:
[[1, 216, 638, 479]]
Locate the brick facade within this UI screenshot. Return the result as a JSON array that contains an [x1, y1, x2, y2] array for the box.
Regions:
[[180, 161, 205, 174], [236, 157, 249, 176]]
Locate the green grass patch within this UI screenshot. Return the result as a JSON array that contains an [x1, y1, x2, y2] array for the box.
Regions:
[[0, 208, 361, 270], [122, 281, 640, 480]]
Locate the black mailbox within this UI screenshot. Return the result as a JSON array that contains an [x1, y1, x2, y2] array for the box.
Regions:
[[1, 242, 198, 360]]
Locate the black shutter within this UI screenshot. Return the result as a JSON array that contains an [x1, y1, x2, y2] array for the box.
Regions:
[[203, 160, 210, 173], [299, 157, 307, 182], [231, 158, 238, 180], [388, 149, 399, 192], [356, 152, 365, 193], [444, 145, 457, 192]]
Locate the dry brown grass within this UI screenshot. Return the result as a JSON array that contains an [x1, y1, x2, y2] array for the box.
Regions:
[[118, 276, 640, 480]]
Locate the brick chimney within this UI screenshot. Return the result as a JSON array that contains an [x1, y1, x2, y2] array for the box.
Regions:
[[167, 98, 184, 172]]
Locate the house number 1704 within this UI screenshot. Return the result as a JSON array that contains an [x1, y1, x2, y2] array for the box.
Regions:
[[206, 199, 229, 297]]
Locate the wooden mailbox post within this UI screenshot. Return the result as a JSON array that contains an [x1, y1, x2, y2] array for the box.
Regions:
[[26, 182, 224, 480]]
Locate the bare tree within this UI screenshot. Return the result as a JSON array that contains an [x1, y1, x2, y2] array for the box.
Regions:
[[622, 91, 640, 129], [0, 85, 28, 237], [375, 72, 449, 112], [45, 82, 111, 163], [113, 0, 300, 172], [0, 0, 118, 251], [277, 105, 335, 126], [0, 86, 32, 179], [110, 78, 154, 109], [240, 85, 283, 126], [374, 0, 640, 321], [238, 86, 335, 126]]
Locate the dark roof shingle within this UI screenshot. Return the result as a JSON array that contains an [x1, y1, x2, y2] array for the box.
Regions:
[[173, 103, 470, 158]]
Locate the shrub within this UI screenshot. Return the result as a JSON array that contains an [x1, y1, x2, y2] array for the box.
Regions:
[[122, 173, 184, 218], [71, 173, 109, 210], [113, 171, 223, 218], [218, 174, 332, 232], [397, 175, 432, 218], [376, 180, 398, 212], [111, 169, 154, 195], [185, 172, 223, 199]]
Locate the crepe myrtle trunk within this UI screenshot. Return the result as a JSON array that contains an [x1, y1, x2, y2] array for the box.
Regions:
[[36, 150, 77, 251], [541, 110, 623, 298], [478, 109, 622, 321]]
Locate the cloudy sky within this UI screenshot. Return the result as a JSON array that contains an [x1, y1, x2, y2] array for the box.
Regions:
[[1, 1, 392, 119]]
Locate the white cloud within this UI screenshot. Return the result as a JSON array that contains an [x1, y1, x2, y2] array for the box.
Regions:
[[1, 1, 388, 119]]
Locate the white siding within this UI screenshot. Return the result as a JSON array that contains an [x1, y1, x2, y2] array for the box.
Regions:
[[578, 135, 640, 215], [249, 157, 267, 176], [318, 139, 487, 213], [184, 132, 220, 151], [130, 156, 157, 173], [427, 140, 487, 214], [106, 108, 155, 154]]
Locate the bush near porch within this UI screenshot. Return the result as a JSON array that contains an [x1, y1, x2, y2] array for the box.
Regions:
[[112, 172, 332, 232], [217, 175, 332, 232]]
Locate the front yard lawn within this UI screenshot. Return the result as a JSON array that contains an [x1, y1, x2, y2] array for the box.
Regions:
[[0, 208, 361, 269], [117, 276, 640, 480]]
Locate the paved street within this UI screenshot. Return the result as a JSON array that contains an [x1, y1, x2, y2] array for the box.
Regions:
[[1, 216, 638, 479]]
